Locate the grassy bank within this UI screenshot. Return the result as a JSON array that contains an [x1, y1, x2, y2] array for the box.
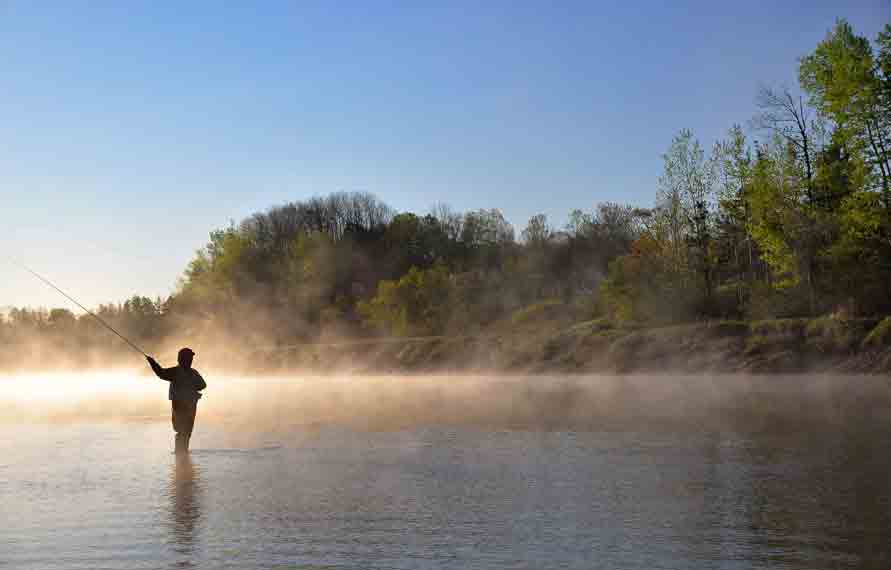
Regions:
[[240, 316, 891, 375]]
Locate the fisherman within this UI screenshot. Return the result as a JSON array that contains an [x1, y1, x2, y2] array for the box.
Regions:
[[146, 348, 207, 455]]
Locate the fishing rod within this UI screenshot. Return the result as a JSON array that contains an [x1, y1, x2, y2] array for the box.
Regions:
[[6, 257, 148, 357]]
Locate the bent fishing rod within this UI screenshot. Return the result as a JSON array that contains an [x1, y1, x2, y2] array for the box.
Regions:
[[6, 258, 148, 357]]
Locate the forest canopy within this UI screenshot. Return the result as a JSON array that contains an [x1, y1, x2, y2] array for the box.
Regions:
[[3, 19, 890, 368]]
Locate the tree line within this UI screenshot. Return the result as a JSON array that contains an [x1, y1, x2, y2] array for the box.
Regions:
[[2, 19, 889, 367]]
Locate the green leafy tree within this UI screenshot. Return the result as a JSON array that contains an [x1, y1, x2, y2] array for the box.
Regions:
[[601, 234, 679, 324], [712, 125, 758, 313], [659, 129, 717, 309], [800, 19, 891, 204], [358, 265, 454, 336]]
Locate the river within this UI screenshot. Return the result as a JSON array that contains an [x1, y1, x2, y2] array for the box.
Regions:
[[2, 372, 890, 569]]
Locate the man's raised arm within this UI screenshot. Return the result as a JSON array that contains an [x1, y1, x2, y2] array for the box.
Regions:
[[146, 356, 176, 382]]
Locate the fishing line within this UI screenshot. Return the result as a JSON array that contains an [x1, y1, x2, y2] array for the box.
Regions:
[[4, 257, 148, 357]]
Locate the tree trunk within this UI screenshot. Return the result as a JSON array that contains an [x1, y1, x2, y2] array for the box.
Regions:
[[866, 119, 891, 208]]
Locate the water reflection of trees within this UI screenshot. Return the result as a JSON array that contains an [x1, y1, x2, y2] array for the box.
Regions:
[[740, 429, 891, 569], [664, 426, 891, 569]]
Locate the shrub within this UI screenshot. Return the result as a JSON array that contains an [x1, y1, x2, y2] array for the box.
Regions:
[[712, 283, 746, 319], [750, 318, 808, 338], [745, 282, 811, 320], [568, 318, 613, 335], [863, 317, 891, 349], [510, 299, 566, 327], [744, 334, 771, 356], [709, 320, 749, 337], [805, 317, 857, 352]]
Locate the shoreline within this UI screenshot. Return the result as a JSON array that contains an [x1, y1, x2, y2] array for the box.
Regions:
[[2, 317, 890, 376], [248, 318, 891, 376]]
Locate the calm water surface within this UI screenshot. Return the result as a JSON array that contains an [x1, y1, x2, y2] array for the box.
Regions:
[[2, 373, 891, 569]]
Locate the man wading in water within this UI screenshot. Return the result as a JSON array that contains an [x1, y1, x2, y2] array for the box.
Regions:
[[147, 348, 207, 454]]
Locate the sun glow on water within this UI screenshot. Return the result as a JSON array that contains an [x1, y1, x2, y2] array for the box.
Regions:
[[0, 371, 155, 402], [0, 370, 167, 421]]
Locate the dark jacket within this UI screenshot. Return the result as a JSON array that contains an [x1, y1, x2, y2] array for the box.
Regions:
[[149, 359, 207, 401]]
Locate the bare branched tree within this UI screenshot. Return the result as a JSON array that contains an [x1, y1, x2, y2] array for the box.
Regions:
[[430, 202, 463, 241], [752, 86, 820, 202]]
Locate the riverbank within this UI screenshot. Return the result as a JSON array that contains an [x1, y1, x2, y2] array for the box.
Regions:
[[245, 316, 891, 375], [4, 316, 891, 375]]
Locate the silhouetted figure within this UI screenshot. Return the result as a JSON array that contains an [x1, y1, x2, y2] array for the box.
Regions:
[[147, 348, 207, 454]]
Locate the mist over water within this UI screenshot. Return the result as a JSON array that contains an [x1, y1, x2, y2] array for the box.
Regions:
[[3, 371, 890, 432], [3, 372, 891, 569]]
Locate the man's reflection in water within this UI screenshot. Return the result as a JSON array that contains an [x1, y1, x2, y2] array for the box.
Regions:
[[168, 455, 203, 563]]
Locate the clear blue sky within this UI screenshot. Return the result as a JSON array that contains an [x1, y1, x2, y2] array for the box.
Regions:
[[2, 0, 889, 309]]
